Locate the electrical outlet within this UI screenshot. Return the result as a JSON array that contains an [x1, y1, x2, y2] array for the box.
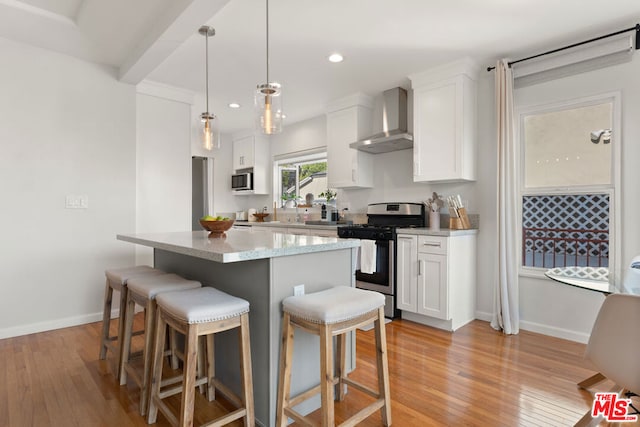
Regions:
[[293, 284, 305, 296]]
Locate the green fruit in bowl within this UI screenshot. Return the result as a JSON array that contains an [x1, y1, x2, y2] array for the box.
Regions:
[[201, 215, 216, 221], [222, 217, 230, 221]]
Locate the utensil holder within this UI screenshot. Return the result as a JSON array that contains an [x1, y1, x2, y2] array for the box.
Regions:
[[429, 212, 440, 231], [449, 208, 471, 230]]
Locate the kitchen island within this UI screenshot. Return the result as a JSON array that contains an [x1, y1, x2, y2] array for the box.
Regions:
[[117, 228, 359, 427]]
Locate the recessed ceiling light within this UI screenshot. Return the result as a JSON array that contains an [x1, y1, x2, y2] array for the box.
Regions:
[[228, 102, 240, 109], [328, 53, 344, 63]]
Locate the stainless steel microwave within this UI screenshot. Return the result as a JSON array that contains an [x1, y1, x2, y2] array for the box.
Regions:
[[231, 172, 253, 190]]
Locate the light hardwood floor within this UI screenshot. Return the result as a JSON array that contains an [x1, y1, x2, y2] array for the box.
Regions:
[[0, 317, 635, 426]]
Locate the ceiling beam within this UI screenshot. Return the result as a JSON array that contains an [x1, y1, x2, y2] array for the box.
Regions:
[[118, 0, 230, 85]]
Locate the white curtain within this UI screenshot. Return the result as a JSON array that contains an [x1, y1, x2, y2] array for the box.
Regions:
[[491, 59, 519, 335]]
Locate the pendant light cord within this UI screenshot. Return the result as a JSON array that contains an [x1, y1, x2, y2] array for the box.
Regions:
[[205, 31, 210, 113], [266, 0, 270, 84]]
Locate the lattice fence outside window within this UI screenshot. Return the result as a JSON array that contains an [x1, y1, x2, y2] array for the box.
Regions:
[[522, 194, 609, 268]]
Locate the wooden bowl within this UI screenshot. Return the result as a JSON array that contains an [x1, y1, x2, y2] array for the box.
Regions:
[[252, 213, 269, 222], [199, 219, 234, 237]]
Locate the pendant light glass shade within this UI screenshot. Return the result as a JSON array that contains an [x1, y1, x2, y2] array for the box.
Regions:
[[255, 0, 283, 135], [255, 83, 282, 134], [200, 112, 219, 150], [199, 25, 220, 150]]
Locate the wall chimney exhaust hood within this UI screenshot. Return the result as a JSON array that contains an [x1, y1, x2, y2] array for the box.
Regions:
[[349, 87, 413, 154]]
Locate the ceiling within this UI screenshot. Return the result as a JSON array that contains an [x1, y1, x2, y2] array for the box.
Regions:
[[2, 0, 639, 134]]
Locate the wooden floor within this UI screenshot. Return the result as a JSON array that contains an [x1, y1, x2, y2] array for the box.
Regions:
[[0, 317, 636, 427]]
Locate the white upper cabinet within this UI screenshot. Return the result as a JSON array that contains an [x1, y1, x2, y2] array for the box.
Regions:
[[326, 94, 374, 188], [232, 134, 270, 195], [410, 58, 479, 182], [233, 135, 256, 171]]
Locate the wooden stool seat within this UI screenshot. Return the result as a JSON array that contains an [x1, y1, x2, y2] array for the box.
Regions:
[[148, 287, 255, 427], [276, 286, 392, 427], [120, 273, 202, 416], [100, 266, 164, 379]]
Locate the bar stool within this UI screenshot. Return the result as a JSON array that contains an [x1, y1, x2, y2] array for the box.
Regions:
[[100, 265, 164, 379], [276, 286, 392, 427], [148, 287, 254, 427], [119, 273, 202, 416]]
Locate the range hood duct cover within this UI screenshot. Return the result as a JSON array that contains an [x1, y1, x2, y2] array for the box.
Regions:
[[349, 87, 413, 154]]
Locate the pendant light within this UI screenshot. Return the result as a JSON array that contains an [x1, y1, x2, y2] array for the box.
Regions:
[[199, 25, 219, 150], [255, 0, 283, 135]]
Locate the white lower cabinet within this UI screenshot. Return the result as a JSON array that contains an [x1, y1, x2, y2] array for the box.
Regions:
[[396, 233, 476, 331]]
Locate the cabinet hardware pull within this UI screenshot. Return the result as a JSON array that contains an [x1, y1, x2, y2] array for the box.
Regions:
[[418, 260, 421, 275], [423, 242, 440, 247]]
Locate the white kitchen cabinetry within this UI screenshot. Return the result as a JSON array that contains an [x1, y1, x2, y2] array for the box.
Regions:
[[396, 233, 476, 331], [410, 58, 478, 183], [326, 94, 373, 188], [396, 235, 418, 312], [232, 134, 269, 195], [233, 136, 255, 170]]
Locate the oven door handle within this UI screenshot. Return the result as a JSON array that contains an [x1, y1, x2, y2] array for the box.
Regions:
[[388, 239, 394, 283]]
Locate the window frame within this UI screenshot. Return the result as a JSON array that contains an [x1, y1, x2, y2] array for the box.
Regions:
[[516, 92, 621, 282], [272, 148, 327, 209]]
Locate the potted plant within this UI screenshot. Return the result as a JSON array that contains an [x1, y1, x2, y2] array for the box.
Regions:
[[281, 193, 298, 208], [319, 189, 337, 205]]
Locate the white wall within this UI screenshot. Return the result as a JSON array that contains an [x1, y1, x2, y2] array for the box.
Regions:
[[474, 55, 640, 342], [0, 37, 136, 338], [135, 90, 193, 265]]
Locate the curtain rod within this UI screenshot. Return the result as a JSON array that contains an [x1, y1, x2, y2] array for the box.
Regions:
[[486, 23, 640, 72]]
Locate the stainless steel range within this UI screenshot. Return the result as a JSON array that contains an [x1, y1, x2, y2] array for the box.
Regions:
[[338, 202, 426, 318]]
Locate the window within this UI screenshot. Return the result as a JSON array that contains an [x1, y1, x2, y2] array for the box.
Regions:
[[520, 95, 618, 272], [274, 151, 327, 208]]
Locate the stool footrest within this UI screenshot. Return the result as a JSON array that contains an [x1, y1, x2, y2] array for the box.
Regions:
[[289, 377, 339, 408], [340, 399, 385, 427], [152, 398, 178, 426], [158, 375, 209, 399], [210, 378, 243, 409], [200, 407, 247, 427], [342, 378, 379, 399], [283, 407, 315, 427]]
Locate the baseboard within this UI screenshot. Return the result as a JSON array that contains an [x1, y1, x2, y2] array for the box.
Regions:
[[519, 319, 590, 344], [474, 310, 589, 343], [474, 310, 493, 322], [0, 309, 121, 340]]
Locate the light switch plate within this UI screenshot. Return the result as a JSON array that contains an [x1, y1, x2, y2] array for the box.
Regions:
[[65, 194, 89, 209], [293, 284, 305, 296]]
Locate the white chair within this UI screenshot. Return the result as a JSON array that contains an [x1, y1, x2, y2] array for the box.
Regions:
[[574, 293, 640, 426], [622, 255, 640, 295]]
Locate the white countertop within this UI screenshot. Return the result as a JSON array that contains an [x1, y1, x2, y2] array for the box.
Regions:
[[396, 227, 479, 237], [117, 228, 359, 263]]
